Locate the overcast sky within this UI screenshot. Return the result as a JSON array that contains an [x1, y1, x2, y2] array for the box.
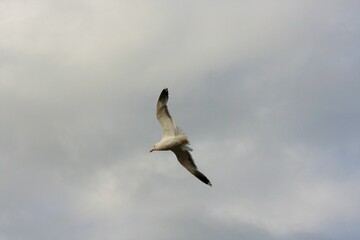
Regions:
[[1, 0, 360, 239]]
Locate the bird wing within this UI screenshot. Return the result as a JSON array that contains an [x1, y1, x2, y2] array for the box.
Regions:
[[171, 146, 212, 186], [156, 88, 176, 137]]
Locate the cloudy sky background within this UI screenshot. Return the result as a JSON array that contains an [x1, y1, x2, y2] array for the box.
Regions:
[[1, 0, 360, 239]]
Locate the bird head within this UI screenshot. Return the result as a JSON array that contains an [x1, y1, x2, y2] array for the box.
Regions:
[[149, 146, 155, 153]]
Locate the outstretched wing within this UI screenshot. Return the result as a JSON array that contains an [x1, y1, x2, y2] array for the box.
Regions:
[[156, 88, 176, 137], [171, 146, 212, 186]]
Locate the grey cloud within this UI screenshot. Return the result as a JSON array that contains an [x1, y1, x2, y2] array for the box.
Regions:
[[0, 0, 359, 239]]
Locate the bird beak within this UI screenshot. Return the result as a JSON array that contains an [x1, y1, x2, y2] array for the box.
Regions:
[[149, 148, 154, 153]]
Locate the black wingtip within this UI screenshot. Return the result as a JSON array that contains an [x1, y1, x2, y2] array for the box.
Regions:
[[194, 170, 212, 187], [159, 88, 169, 101]]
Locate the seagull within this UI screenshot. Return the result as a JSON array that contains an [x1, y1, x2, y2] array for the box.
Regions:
[[150, 88, 212, 186]]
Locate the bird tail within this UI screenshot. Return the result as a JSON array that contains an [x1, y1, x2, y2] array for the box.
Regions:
[[175, 126, 186, 136], [180, 144, 193, 152]]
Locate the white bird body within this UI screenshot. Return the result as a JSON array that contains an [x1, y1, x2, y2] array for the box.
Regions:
[[150, 88, 212, 186], [153, 135, 189, 151]]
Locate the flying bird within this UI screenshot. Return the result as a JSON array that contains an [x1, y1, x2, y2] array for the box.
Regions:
[[150, 88, 212, 186]]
